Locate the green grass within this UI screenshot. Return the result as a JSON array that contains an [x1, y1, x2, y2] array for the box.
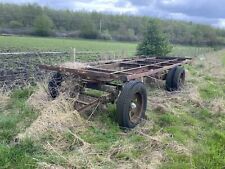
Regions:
[[145, 50, 225, 169], [0, 36, 137, 54], [168, 45, 214, 57], [152, 63, 225, 168], [0, 87, 37, 143], [222, 53, 225, 66], [80, 108, 120, 151], [0, 139, 41, 169], [0, 138, 67, 169], [199, 78, 225, 100], [152, 105, 225, 169], [0, 88, 40, 168], [0, 36, 214, 57], [162, 126, 225, 169], [0, 87, 68, 169], [81, 126, 119, 151]]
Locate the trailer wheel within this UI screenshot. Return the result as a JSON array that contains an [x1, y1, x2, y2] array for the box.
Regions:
[[48, 72, 63, 98], [166, 66, 185, 91], [116, 80, 147, 129]]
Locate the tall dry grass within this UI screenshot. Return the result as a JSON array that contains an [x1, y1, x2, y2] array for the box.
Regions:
[[17, 82, 85, 140]]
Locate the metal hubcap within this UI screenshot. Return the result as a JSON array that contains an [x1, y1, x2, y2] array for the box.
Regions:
[[131, 102, 137, 109], [129, 93, 143, 124]]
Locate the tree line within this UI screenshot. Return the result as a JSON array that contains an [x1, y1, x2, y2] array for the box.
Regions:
[[0, 3, 225, 47]]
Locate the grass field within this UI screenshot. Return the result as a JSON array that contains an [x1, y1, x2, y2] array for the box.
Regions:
[[0, 36, 214, 57], [0, 36, 137, 54], [0, 36, 224, 169]]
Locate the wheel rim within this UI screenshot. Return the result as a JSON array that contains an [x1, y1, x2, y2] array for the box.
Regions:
[[129, 93, 143, 124], [178, 71, 185, 88]]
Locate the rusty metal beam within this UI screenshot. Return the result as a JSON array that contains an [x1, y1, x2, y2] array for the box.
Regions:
[[96, 62, 120, 69], [76, 100, 89, 105], [77, 99, 99, 112], [39, 64, 114, 80], [125, 60, 190, 81], [39, 57, 192, 83], [110, 58, 177, 75], [87, 67, 115, 73], [120, 62, 146, 67]]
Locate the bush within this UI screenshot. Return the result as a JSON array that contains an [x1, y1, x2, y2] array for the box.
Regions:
[[80, 21, 99, 39], [33, 14, 54, 36], [99, 30, 112, 40], [137, 19, 172, 56], [9, 20, 23, 28]]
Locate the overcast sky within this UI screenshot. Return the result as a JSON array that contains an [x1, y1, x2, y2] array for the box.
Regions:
[[1, 0, 225, 28]]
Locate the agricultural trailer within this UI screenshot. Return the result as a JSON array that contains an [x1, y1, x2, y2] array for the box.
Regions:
[[39, 56, 192, 129]]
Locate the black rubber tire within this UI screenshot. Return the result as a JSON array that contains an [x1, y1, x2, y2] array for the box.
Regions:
[[173, 66, 185, 90], [166, 66, 185, 91], [165, 67, 177, 91], [116, 80, 147, 129], [48, 72, 63, 98]]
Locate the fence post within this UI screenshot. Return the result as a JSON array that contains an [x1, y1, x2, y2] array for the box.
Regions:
[[74, 48, 76, 62]]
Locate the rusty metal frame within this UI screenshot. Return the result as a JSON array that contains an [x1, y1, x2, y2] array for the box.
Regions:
[[39, 56, 191, 82]]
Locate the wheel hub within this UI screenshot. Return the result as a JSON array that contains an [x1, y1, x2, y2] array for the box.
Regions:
[[129, 93, 143, 124], [131, 102, 137, 109]]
